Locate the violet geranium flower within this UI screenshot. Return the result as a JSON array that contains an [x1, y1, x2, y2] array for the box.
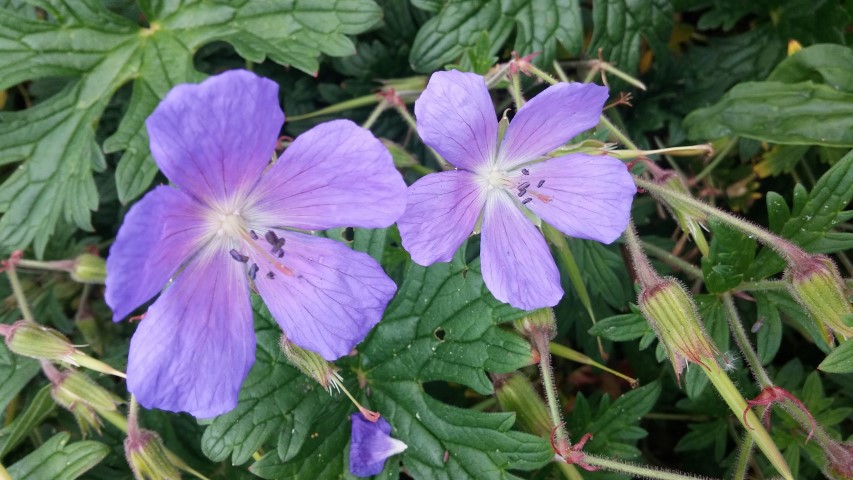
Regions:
[[105, 70, 407, 417], [349, 413, 407, 477], [397, 71, 636, 310]]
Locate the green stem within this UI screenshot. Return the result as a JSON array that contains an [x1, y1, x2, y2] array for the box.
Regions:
[[551, 61, 569, 83], [634, 177, 809, 266], [99, 408, 129, 433], [510, 72, 525, 107], [734, 280, 788, 292], [597, 62, 647, 91], [556, 462, 584, 480], [694, 137, 737, 182], [527, 63, 559, 85], [622, 222, 660, 288], [484, 63, 512, 88], [14, 258, 74, 273], [583, 454, 716, 480], [722, 294, 773, 387], [600, 114, 640, 150], [394, 104, 449, 169], [5, 262, 36, 324], [643, 412, 712, 422], [733, 428, 756, 480], [640, 241, 704, 280], [702, 361, 793, 480], [533, 334, 566, 445], [361, 101, 388, 129], [470, 397, 497, 412], [550, 343, 638, 387], [287, 94, 378, 121]]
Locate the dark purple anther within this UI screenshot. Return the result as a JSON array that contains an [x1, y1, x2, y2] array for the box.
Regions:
[[248, 263, 259, 280], [250, 230, 258, 240], [277, 249, 285, 258], [229, 249, 248, 263], [266, 271, 276, 279], [522, 198, 532, 205], [537, 180, 545, 188], [264, 230, 278, 245], [521, 168, 529, 175], [518, 182, 530, 190], [517, 189, 527, 197]]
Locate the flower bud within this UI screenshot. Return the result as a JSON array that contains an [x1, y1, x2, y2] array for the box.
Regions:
[[785, 255, 853, 345], [50, 369, 123, 435], [280, 337, 340, 391], [655, 171, 709, 256], [70, 253, 106, 284], [513, 308, 556, 340], [638, 278, 721, 383], [2, 320, 75, 360], [494, 373, 552, 437], [124, 429, 181, 480], [823, 440, 853, 480]]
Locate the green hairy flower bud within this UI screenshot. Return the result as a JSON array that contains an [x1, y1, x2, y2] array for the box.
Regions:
[[50, 369, 122, 435], [280, 336, 341, 392], [494, 373, 552, 437], [655, 171, 709, 257], [70, 253, 106, 284], [784, 255, 853, 345], [638, 278, 720, 383], [125, 429, 181, 480], [2, 321, 75, 361]]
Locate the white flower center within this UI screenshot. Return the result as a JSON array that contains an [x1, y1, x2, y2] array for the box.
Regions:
[[215, 211, 245, 238]]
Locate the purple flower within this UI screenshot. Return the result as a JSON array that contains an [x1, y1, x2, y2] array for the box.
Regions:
[[105, 70, 407, 417], [397, 71, 636, 310], [349, 413, 407, 477]]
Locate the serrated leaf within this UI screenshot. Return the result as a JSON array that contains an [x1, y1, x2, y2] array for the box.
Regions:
[[587, 0, 672, 75], [818, 333, 853, 373], [701, 218, 756, 293], [749, 150, 853, 279], [588, 311, 650, 342], [567, 238, 633, 309], [685, 81, 853, 147], [6, 432, 108, 480], [409, 0, 581, 73], [0, 0, 382, 254], [0, 342, 39, 412]]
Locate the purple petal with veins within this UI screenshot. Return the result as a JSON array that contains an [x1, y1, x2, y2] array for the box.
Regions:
[[349, 413, 407, 477]]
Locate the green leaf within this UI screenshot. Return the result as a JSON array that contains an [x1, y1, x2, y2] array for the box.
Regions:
[[566, 238, 633, 309], [675, 419, 727, 454], [0, 385, 55, 459], [0, 342, 39, 412], [753, 145, 809, 178], [685, 81, 853, 147], [755, 293, 783, 365], [570, 381, 661, 459], [6, 432, 108, 480], [0, 0, 382, 255], [749, 149, 853, 279], [701, 218, 756, 293], [588, 310, 650, 342], [204, 243, 549, 479], [409, 0, 582, 73], [768, 44, 853, 92], [587, 0, 673, 75], [818, 332, 853, 373]]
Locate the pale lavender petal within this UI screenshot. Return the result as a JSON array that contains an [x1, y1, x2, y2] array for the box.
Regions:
[[248, 120, 406, 230], [397, 170, 485, 265], [105, 186, 208, 322], [146, 70, 283, 203], [414, 70, 498, 170], [350, 413, 407, 477], [127, 250, 255, 418], [253, 230, 396, 360], [518, 153, 635, 243], [480, 195, 563, 310], [498, 82, 608, 169]]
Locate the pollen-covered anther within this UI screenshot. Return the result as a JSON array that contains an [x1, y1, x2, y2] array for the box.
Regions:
[[229, 249, 249, 263]]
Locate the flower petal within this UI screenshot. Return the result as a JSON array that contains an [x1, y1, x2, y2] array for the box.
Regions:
[[480, 195, 563, 310], [127, 250, 255, 418], [519, 154, 635, 243], [248, 120, 407, 230], [397, 170, 485, 265], [349, 413, 407, 478], [146, 70, 283, 203], [414, 70, 498, 170], [253, 231, 396, 360], [105, 186, 208, 322], [498, 82, 608, 169]]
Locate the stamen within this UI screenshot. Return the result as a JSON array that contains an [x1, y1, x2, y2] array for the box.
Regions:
[[537, 180, 545, 187], [521, 168, 529, 175], [276, 250, 285, 258], [522, 198, 532, 205], [517, 189, 527, 197], [264, 230, 279, 245], [250, 230, 258, 240], [229, 249, 249, 263], [266, 271, 276, 280], [248, 263, 259, 280], [518, 182, 530, 190]]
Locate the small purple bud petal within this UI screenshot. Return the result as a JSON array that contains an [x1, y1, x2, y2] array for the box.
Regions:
[[349, 413, 407, 477]]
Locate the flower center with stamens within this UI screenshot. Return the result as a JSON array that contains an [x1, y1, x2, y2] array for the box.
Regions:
[[478, 168, 509, 191], [214, 211, 245, 239]]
